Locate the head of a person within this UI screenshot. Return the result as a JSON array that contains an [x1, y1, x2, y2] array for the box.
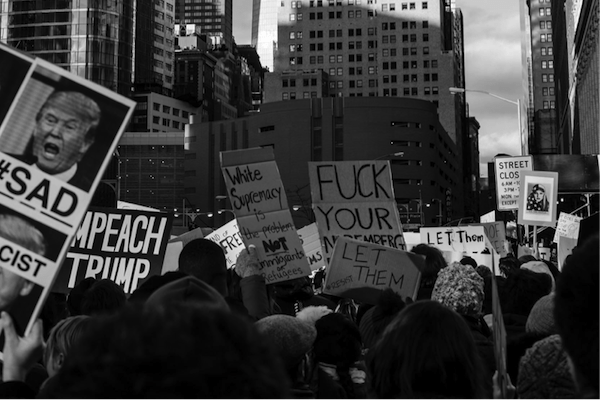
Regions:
[[460, 256, 478, 269], [366, 300, 486, 398], [33, 91, 101, 175], [532, 184, 546, 202], [0, 214, 46, 310], [359, 288, 408, 350], [500, 267, 552, 316], [314, 312, 362, 367], [178, 239, 228, 296], [44, 315, 92, 377], [47, 304, 290, 398], [499, 255, 521, 277], [431, 261, 485, 319], [554, 235, 599, 397], [80, 279, 127, 316], [410, 244, 447, 287]]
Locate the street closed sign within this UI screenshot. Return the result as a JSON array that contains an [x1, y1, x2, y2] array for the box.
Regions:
[[494, 156, 533, 211]]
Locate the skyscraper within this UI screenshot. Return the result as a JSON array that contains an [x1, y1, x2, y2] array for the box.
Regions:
[[175, 0, 233, 49], [253, 0, 466, 145], [0, 0, 135, 96]]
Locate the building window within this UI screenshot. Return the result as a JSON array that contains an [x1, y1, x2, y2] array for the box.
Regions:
[[422, 1, 427, 8], [541, 47, 547, 55], [423, 47, 429, 54], [549, 74, 554, 82], [424, 87, 431, 95], [550, 101, 555, 109], [549, 87, 555, 95], [541, 60, 547, 68], [539, 8, 545, 15], [546, 7, 551, 15], [547, 33, 552, 42], [543, 101, 549, 109], [542, 74, 548, 82], [410, 2, 415, 9], [368, 66, 376, 74], [540, 34, 546, 42], [153, 102, 160, 111], [542, 87, 549, 96], [432, 87, 439, 95], [423, 20, 429, 28], [290, 13, 296, 20]]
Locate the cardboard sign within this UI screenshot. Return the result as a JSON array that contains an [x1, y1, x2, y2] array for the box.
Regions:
[[323, 237, 423, 305], [52, 208, 173, 294], [0, 43, 135, 337], [308, 161, 406, 264], [471, 222, 508, 257], [494, 155, 533, 211], [420, 226, 487, 253], [553, 212, 582, 243], [518, 170, 559, 227], [205, 219, 245, 269], [298, 223, 326, 271], [557, 236, 578, 271], [221, 148, 311, 284], [491, 270, 509, 398]]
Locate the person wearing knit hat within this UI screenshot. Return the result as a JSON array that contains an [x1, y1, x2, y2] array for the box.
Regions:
[[432, 262, 495, 398], [358, 289, 408, 350], [145, 276, 229, 311], [526, 293, 556, 336], [517, 334, 578, 398], [521, 260, 555, 291]]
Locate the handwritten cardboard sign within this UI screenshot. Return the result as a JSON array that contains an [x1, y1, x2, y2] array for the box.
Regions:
[[420, 226, 487, 253], [0, 43, 135, 337], [553, 212, 582, 243], [308, 161, 406, 264], [52, 208, 173, 294], [494, 155, 533, 211], [205, 219, 245, 269], [471, 222, 508, 257], [221, 148, 311, 284], [323, 237, 423, 305], [298, 223, 326, 271]]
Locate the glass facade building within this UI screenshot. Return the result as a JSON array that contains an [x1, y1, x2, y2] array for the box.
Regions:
[[0, 0, 135, 95], [174, 0, 232, 48]]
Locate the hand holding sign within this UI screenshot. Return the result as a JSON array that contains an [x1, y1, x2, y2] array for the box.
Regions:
[[235, 245, 262, 279]]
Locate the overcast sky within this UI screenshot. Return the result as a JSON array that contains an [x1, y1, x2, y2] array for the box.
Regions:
[[232, 0, 523, 177]]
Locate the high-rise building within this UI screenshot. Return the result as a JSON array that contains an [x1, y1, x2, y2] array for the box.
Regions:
[[253, 0, 466, 145], [520, 0, 559, 154], [0, 0, 135, 96], [134, 0, 176, 96], [175, 0, 233, 49]]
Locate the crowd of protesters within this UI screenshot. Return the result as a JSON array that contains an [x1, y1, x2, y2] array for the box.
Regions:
[[0, 231, 596, 399]]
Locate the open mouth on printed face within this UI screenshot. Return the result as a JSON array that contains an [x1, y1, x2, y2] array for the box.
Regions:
[[43, 143, 60, 158]]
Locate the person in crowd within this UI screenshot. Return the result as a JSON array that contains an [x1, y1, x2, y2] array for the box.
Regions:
[[79, 279, 127, 316], [256, 314, 345, 398], [517, 334, 578, 398], [521, 260, 555, 291], [13, 91, 101, 191], [313, 313, 367, 398], [43, 315, 91, 378], [431, 261, 495, 397], [358, 288, 408, 351], [145, 275, 230, 312], [526, 184, 549, 212], [410, 243, 447, 300], [366, 300, 486, 398], [270, 275, 336, 316], [460, 256, 478, 269], [499, 255, 521, 277], [554, 234, 598, 398], [65, 277, 96, 316]]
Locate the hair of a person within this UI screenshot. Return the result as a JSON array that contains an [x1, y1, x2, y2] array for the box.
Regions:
[[36, 91, 101, 143], [366, 300, 486, 399], [499, 255, 521, 277], [554, 234, 599, 397], [500, 268, 552, 316], [410, 244, 447, 286], [47, 303, 291, 398], [80, 279, 127, 316], [314, 313, 362, 398], [178, 238, 228, 296], [0, 213, 46, 255], [66, 277, 96, 316], [43, 315, 92, 371]]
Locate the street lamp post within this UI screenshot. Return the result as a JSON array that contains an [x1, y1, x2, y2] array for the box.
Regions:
[[449, 87, 524, 155]]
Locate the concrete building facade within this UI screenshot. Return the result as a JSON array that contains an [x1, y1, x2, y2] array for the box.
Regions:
[[184, 97, 463, 229]]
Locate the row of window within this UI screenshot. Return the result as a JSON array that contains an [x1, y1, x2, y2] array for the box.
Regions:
[[539, 20, 552, 29], [540, 33, 553, 42], [539, 7, 551, 16], [541, 60, 554, 69], [280, 85, 440, 98], [289, 37, 428, 53], [296, 55, 439, 68], [541, 73, 555, 82], [152, 103, 189, 118], [294, 6, 428, 20], [541, 46, 553, 56], [151, 116, 182, 129], [543, 100, 556, 109], [296, 21, 428, 40], [542, 87, 555, 96]]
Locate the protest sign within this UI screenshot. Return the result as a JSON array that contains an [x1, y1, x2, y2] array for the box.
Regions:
[[53, 208, 173, 294], [494, 155, 533, 211], [557, 236, 578, 271], [308, 161, 406, 264], [420, 226, 487, 253], [0, 43, 135, 338], [491, 270, 509, 398], [323, 237, 423, 304], [205, 219, 245, 269], [221, 148, 311, 284], [470, 222, 508, 257], [553, 212, 582, 243], [518, 170, 559, 227], [297, 223, 326, 271]]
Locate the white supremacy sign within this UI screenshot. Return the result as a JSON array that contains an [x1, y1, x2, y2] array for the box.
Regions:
[[323, 237, 423, 304], [494, 155, 533, 211], [420, 226, 487, 253]]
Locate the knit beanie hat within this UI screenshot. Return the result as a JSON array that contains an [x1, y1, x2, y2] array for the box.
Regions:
[[517, 334, 578, 398], [145, 276, 229, 311], [526, 293, 556, 336], [432, 261, 484, 318], [296, 305, 333, 325], [255, 315, 317, 370], [521, 261, 555, 291]]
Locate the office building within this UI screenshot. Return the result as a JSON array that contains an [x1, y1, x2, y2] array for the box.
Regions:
[[184, 97, 463, 229], [253, 0, 466, 146], [0, 0, 135, 96], [175, 0, 233, 49]]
